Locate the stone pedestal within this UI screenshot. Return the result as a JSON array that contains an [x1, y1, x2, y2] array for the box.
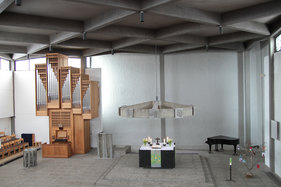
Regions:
[[23, 148, 37, 167], [97, 133, 112, 158]]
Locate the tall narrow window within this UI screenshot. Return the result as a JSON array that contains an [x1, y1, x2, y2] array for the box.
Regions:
[[276, 33, 281, 52], [86, 57, 91, 68], [15, 60, 29, 71], [68, 58, 81, 68], [30, 58, 46, 70], [0, 58, 10, 71]]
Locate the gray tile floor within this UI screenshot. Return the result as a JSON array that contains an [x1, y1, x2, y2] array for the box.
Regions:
[[0, 148, 280, 187]]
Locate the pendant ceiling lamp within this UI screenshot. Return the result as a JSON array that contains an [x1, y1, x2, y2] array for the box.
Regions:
[[118, 45, 194, 119]]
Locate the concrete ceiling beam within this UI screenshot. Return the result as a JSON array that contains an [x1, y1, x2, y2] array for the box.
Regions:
[[27, 44, 48, 54], [84, 9, 136, 32], [141, 0, 176, 10], [66, 0, 176, 11], [0, 0, 13, 14], [66, 0, 141, 11], [82, 48, 110, 56], [50, 32, 80, 45], [222, 1, 281, 25], [119, 44, 160, 54], [0, 12, 83, 32], [211, 42, 245, 51], [59, 38, 112, 49], [0, 53, 12, 60], [269, 16, 281, 36], [149, 3, 220, 25], [0, 31, 49, 44], [227, 21, 270, 36], [165, 34, 207, 45], [12, 53, 26, 60], [0, 45, 27, 53], [208, 32, 264, 45], [95, 25, 155, 39], [162, 43, 204, 53], [112, 38, 150, 49], [35, 48, 82, 57], [156, 23, 207, 39]]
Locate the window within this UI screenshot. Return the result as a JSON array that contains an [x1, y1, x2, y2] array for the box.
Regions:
[[68, 58, 81, 68], [15, 59, 29, 71], [276, 33, 281, 52], [15, 57, 81, 70], [30, 58, 46, 70], [0, 58, 10, 71], [16, 58, 46, 71], [86, 57, 91, 68]]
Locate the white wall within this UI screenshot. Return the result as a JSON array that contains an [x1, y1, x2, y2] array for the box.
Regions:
[[14, 71, 49, 143], [92, 51, 240, 148], [246, 44, 263, 145], [274, 51, 281, 177], [0, 71, 13, 118], [165, 51, 239, 147], [0, 117, 11, 135], [92, 53, 161, 147]]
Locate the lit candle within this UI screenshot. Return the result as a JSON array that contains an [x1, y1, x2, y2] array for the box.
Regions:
[[163, 138, 166, 143]]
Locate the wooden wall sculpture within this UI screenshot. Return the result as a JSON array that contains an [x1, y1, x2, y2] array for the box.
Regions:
[[35, 53, 99, 157]]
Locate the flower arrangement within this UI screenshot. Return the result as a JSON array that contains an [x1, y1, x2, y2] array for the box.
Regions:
[[143, 138, 148, 146], [167, 137, 173, 146]]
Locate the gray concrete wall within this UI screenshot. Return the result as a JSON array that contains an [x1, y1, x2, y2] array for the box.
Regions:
[[244, 44, 263, 146], [274, 51, 281, 177], [92, 51, 240, 148], [91, 53, 161, 148], [165, 51, 239, 147]]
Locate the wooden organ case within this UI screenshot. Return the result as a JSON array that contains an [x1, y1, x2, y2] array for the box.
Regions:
[[35, 53, 99, 158]]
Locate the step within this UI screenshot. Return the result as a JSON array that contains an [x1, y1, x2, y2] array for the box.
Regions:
[[113, 145, 131, 158]]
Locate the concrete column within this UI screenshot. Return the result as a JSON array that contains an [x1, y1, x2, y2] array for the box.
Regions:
[[11, 59, 15, 134], [80, 56, 86, 74], [269, 37, 275, 172], [160, 54, 166, 140], [238, 52, 245, 146]]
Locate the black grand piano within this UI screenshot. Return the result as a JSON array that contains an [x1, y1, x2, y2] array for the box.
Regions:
[[205, 135, 239, 155]]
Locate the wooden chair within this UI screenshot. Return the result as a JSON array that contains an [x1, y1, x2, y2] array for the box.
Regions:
[[3, 143, 9, 149], [11, 134, 16, 139]]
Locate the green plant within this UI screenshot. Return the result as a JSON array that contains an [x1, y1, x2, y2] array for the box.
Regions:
[[143, 138, 148, 146]]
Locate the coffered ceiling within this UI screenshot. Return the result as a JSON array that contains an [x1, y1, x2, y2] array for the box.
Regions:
[[0, 0, 281, 60]]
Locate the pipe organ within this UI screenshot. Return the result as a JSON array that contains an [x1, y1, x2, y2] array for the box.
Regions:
[[35, 53, 99, 157]]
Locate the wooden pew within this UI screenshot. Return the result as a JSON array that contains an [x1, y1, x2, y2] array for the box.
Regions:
[[0, 136, 29, 159]]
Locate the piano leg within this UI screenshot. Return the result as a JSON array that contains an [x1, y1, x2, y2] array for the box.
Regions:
[[221, 144, 224, 150], [215, 144, 219, 151], [208, 144, 212, 153], [233, 144, 237, 155]]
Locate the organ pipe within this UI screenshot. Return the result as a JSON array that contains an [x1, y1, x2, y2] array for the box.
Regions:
[[36, 69, 47, 110], [72, 77, 81, 107], [62, 70, 71, 102], [83, 87, 90, 113], [47, 63, 59, 101]]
